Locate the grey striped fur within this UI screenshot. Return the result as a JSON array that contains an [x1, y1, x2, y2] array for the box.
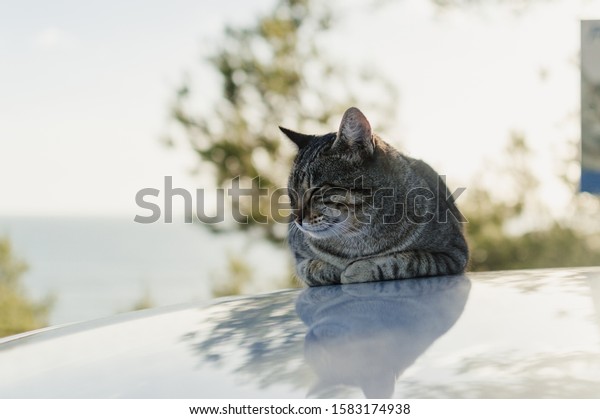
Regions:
[[282, 107, 469, 286]]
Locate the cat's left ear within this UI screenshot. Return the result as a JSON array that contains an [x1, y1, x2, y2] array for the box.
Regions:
[[279, 126, 313, 149], [333, 107, 374, 156]]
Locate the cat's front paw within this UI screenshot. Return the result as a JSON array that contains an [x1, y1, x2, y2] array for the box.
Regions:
[[297, 259, 341, 286], [341, 259, 378, 284]]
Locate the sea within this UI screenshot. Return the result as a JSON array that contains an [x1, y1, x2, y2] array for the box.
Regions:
[[0, 216, 288, 326]]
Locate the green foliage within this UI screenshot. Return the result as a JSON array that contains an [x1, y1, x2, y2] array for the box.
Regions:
[[0, 238, 53, 338], [468, 214, 600, 271], [168, 0, 598, 296], [464, 134, 600, 271], [169, 0, 397, 243]]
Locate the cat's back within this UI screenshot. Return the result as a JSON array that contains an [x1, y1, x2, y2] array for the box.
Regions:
[[374, 140, 465, 226], [373, 138, 440, 190]]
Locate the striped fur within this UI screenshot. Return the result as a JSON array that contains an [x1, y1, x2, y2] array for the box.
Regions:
[[283, 107, 469, 286]]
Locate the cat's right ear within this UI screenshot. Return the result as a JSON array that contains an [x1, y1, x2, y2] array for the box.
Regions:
[[279, 126, 312, 149], [333, 107, 374, 156]]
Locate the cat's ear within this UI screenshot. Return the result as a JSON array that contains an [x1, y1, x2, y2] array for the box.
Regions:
[[279, 126, 312, 149], [333, 107, 374, 156]]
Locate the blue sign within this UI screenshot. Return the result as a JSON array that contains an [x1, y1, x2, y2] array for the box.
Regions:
[[581, 20, 600, 194]]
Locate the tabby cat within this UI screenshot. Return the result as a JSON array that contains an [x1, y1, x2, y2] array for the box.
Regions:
[[281, 107, 468, 286]]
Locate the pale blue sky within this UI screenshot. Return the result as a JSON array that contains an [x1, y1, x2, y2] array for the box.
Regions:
[[1, 0, 599, 217], [0, 0, 274, 216]]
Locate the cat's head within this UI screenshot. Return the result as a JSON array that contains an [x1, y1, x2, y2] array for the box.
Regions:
[[281, 107, 374, 156], [281, 107, 381, 240]]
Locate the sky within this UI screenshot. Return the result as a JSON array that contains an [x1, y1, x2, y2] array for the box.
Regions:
[[2, 0, 600, 218]]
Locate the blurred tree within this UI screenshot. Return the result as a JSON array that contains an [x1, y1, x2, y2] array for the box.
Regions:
[[167, 0, 598, 294], [0, 238, 53, 338], [168, 0, 398, 243], [464, 134, 600, 271]]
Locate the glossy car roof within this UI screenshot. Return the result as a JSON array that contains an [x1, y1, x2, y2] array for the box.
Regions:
[[1, 267, 599, 398]]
